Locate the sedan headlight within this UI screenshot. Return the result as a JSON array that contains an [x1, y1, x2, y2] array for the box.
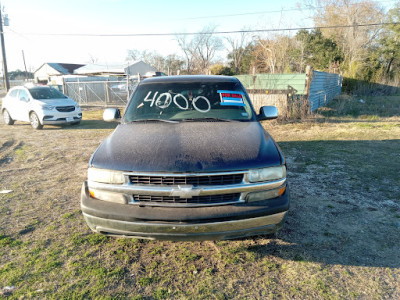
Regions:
[[88, 168, 125, 184], [248, 165, 286, 182]]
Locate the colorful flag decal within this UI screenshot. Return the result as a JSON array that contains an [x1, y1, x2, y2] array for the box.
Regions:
[[217, 90, 246, 106]]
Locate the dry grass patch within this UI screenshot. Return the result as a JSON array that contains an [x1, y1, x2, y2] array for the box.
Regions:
[[0, 97, 399, 299]]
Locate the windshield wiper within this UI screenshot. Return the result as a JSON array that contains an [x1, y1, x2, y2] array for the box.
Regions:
[[126, 119, 178, 124], [179, 117, 235, 122]]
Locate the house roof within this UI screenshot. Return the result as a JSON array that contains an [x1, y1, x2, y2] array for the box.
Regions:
[[73, 63, 126, 75], [124, 60, 157, 75], [73, 61, 157, 76], [35, 63, 86, 75]]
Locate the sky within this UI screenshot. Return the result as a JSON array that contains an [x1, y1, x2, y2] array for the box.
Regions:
[[1, 0, 396, 72]]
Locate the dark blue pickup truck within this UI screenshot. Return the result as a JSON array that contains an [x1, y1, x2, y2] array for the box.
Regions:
[[81, 75, 289, 240]]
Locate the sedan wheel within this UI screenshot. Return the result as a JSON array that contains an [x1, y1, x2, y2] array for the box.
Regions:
[[3, 110, 14, 125], [30, 112, 43, 130]]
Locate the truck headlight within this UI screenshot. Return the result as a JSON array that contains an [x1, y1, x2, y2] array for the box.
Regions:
[[246, 185, 286, 202], [88, 168, 125, 184], [248, 165, 286, 182], [88, 188, 128, 204]]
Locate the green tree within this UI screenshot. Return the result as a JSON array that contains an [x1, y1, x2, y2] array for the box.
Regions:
[[343, 2, 400, 82], [310, 0, 384, 78], [209, 64, 234, 75], [379, 3, 400, 79], [8, 69, 33, 80], [295, 29, 343, 72]]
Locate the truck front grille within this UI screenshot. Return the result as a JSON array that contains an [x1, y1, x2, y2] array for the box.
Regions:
[[133, 193, 240, 205], [129, 174, 243, 186]]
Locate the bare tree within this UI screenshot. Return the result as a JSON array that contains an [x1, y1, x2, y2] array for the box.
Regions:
[[88, 54, 98, 64], [308, 0, 384, 77], [176, 25, 223, 74], [193, 25, 223, 73], [254, 34, 295, 74], [165, 54, 185, 75], [126, 49, 140, 62], [176, 34, 196, 74], [226, 30, 250, 74], [255, 37, 277, 74], [125, 49, 185, 74]]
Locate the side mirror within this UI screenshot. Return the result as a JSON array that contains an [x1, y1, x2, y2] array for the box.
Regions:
[[103, 108, 121, 122], [258, 106, 278, 121]]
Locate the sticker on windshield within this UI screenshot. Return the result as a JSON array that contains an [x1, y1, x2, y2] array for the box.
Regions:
[[217, 90, 246, 106]]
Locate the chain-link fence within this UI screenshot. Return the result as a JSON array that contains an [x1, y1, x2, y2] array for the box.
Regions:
[[0, 79, 34, 89], [64, 80, 138, 107]]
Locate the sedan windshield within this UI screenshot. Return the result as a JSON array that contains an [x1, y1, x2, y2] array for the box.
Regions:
[[124, 81, 255, 122], [29, 87, 68, 100]]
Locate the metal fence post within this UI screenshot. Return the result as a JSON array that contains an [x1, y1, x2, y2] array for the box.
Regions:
[[77, 77, 82, 105], [62, 77, 66, 94], [105, 80, 110, 107]]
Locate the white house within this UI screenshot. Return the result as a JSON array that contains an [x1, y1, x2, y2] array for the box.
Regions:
[[124, 61, 157, 76], [34, 63, 85, 84], [73, 61, 157, 77]]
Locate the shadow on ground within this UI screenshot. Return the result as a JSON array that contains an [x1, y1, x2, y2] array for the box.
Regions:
[[249, 139, 400, 268]]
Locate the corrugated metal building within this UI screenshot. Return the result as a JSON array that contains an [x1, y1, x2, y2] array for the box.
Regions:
[[237, 73, 307, 94], [308, 71, 343, 111], [236, 70, 342, 114]]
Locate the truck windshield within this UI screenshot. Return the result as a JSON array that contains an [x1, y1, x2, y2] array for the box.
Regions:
[[123, 81, 256, 122]]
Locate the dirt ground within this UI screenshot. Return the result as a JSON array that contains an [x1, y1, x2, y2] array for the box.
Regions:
[[0, 99, 400, 299]]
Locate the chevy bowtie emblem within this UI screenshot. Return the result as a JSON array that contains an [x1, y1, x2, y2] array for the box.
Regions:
[[170, 185, 201, 198]]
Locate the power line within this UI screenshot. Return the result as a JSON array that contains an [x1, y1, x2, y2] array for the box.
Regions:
[[178, 8, 306, 20], [177, 0, 398, 20], [8, 22, 399, 38]]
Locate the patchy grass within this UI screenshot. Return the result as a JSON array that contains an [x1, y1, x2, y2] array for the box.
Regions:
[[317, 94, 400, 119], [0, 100, 399, 299]]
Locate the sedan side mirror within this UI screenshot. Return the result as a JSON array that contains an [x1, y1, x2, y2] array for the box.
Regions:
[[258, 106, 278, 121], [103, 108, 121, 122]]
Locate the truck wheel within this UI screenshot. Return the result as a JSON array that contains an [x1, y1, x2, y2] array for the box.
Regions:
[[3, 110, 14, 125], [30, 112, 43, 130]]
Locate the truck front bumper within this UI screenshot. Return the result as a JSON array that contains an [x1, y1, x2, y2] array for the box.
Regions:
[[81, 182, 289, 241]]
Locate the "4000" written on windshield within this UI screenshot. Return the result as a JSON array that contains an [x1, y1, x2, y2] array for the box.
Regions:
[[143, 91, 211, 113]]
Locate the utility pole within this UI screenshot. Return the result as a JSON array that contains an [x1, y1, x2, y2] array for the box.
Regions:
[[22, 50, 28, 80], [0, 2, 9, 91]]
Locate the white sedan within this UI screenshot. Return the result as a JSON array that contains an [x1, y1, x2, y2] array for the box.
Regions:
[[1, 85, 82, 129]]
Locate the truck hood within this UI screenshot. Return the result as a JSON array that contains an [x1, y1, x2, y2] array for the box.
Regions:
[[90, 121, 282, 173]]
